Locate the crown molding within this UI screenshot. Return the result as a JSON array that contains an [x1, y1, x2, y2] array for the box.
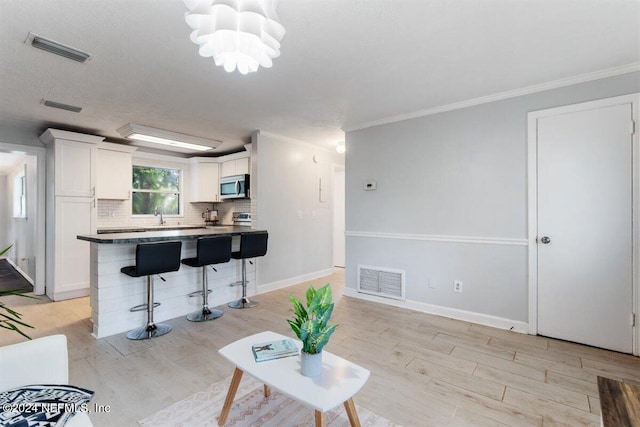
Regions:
[[344, 62, 640, 133]]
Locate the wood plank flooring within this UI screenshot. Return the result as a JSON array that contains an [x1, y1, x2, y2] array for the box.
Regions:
[[1, 269, 639, 426]]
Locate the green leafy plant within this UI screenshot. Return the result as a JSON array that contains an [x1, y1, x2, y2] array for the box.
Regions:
[[287, 284, 338, 354], [0, 244, 35, 339], [0, 244, 12, 257]]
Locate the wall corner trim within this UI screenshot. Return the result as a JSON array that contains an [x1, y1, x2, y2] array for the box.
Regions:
[[344, 62, 640, 133], [343, 287, 529, 334]]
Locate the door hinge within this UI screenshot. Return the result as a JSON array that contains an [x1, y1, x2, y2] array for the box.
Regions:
[[631, 120, 636, 135], [632, 312, 636, 327]]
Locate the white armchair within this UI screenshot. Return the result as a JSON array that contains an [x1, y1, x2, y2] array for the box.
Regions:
[[0, 334, 93, 427]]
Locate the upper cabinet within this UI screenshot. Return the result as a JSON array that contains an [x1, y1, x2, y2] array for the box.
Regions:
[[220, 156, 249, 178], [40, 129, 104, 198], [96, 143, 137, 200], [190, 158, 220, 202]]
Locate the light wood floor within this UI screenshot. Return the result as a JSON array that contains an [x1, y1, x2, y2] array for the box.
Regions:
[[1, 269, 639, 426]]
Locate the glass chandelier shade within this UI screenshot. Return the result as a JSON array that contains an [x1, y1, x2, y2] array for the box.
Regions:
[[184, 0, 286, 75]]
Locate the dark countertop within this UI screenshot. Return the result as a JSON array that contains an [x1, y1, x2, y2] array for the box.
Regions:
[[598, 376, 640, 427], [78, 226, 263, 244]]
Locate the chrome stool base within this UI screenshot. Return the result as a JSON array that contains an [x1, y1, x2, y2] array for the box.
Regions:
[[228, 297, 259, 309], [126, 323, 172, 340], [187, 307, 223, 322]]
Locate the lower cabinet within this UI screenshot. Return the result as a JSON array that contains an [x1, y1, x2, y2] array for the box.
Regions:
[[50, 196, 95, 300]]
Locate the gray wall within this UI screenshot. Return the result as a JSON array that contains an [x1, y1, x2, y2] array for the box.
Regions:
[[345, 71, 640, 323], [0, 175, 7, 250], [4, 156, 38, 280], [254, 131, 344, 289]]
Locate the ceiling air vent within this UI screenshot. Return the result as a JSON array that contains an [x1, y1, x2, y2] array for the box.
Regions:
[[357, 265, 405, 300], [28, 33, 91, 63], [43, 100, 82, 113]]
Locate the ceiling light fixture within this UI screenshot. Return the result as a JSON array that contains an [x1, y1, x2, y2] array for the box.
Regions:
[[117, 123, 220, 153], [183, 0, 286, 75], [336, 141, 346, 154], [27, 33, 91, 63]]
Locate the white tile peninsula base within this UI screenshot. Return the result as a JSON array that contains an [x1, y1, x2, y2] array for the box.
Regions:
[[88, 240, 255, 338]]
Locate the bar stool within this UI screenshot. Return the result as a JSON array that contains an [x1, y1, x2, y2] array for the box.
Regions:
[[120, 240, 182, 340], [182, 235, 232, 322], [228, 231, 268, 309]]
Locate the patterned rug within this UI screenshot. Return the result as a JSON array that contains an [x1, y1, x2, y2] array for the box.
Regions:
[[139, 374, 399, 427]]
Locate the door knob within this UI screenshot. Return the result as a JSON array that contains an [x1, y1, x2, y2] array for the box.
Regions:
[[540, 236, 551, 244]]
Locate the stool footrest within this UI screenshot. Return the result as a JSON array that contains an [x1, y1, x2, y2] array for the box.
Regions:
[[188, 289, 213, 297], [130, 302, 160, 312], [229, 280, 250, 287]]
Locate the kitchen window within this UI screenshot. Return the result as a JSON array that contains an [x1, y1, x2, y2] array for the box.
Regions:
[[131, 165, 182, 216]]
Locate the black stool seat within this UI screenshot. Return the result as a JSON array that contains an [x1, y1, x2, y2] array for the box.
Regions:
[[121, 241, 182, 340], [121, 241, 182, 277], [181, 235, 232, 322], [229, 232, 268, 309], [182, 235, 232, 268]]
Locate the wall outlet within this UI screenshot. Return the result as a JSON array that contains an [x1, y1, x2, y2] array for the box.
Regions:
[[453, 280, 463, 293]]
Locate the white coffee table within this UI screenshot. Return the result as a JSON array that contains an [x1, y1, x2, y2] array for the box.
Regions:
[[217, 331, 370, 427]]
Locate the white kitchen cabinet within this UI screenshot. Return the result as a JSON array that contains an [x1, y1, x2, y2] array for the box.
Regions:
[[220, 156, 249, 177], [97, 143, 137, 199], [39, 129, 103, 301], [55, 139, 96, 197], [190, 158, 220, 202], [53, 196, 95, 298]]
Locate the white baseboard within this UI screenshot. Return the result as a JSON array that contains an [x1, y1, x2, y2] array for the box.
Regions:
[[343, 287, 529, 334], [52, 288, 90, 301], [4, 257, 35, 286], [257, 268, 335, 294]]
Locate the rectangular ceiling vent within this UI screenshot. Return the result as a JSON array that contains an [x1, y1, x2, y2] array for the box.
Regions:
[[43, 100, 82, 113], [357, 264, 405, 300], [27, 33, 91, 63]]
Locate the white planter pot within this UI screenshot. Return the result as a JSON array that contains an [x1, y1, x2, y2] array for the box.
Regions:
[[300, 351, 322, 377]]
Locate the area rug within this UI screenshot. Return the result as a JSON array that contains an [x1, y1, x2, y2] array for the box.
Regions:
[[0, 259, 32, 293], [139, 374, 399, 427]]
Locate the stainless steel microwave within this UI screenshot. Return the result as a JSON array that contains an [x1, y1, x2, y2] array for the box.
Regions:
[[220, 174, 250, 200]]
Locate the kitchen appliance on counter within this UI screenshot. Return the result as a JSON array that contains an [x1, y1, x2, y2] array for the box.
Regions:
[[202, 209, 218, 225], [220, 174, 249, 200], [232, 212, 252, 227]]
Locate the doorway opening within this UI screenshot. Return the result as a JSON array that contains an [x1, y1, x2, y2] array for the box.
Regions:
[[0, 143, 45, 295]]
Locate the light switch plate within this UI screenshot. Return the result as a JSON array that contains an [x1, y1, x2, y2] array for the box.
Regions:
[[363, 180, 377, 191]]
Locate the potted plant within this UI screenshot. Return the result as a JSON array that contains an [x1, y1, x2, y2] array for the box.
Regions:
[[287, 284, 338, 377], [0, 244, 34, 339]]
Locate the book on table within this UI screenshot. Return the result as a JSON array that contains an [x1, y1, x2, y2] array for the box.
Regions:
[[252, 338, 299, 362]]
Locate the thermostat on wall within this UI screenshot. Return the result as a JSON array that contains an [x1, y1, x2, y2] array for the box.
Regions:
[[363, 180, 377, 191]]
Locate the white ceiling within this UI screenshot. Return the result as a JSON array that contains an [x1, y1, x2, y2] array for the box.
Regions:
[[0, 0, 638, 154]]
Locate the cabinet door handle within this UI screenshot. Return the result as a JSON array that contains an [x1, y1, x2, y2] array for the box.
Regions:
[[93, 199, 96, 208], [92, 187, 96, 196]]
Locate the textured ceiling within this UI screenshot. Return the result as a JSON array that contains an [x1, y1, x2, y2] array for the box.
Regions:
[[0, 0, 638, 154]]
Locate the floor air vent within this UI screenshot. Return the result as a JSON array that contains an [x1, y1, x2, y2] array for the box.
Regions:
[[357, 265, 405, 300]]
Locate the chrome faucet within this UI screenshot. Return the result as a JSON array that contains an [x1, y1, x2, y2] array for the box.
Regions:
[[154, 206, 166, 225]]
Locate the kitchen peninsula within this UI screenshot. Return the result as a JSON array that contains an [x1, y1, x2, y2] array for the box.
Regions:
[[77, 227, 266, 338]]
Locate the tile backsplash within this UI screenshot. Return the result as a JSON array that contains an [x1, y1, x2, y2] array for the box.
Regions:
[[97, 199, 214, 228]]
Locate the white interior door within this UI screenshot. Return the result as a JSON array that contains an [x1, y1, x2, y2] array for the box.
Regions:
[[333, 166, 345, 267], [537, 101, 634, 353]]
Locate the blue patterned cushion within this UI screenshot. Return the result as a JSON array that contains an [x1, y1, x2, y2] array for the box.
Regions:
[[0, 384, 94, 427]]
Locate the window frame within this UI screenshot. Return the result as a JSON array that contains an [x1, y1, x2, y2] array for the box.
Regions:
[[131, 163, 184, 217]]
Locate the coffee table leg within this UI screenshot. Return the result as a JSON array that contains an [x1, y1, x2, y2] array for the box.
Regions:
[[343, 398, 361, 427], [218, 368, 244, 426], [314, 410, 327, 427], [263, 384, 271, 397]]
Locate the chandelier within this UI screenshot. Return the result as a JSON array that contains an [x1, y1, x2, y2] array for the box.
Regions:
[[184, 0, 286, 75]]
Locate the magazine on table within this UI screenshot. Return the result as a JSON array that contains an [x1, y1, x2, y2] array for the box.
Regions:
[[252, 338, 299, 362]]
